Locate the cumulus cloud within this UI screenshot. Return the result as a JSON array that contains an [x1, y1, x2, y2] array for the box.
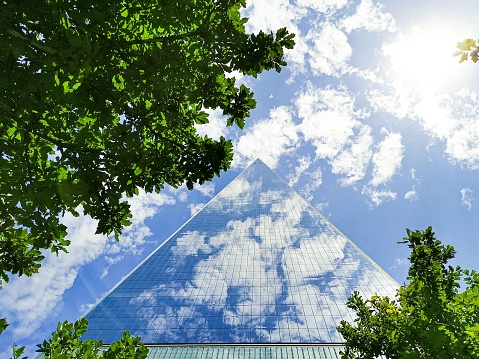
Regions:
[[295, 82, 373, 186], [242, 0, 311, 78], [413, 93, 456, 139], [366, 87, 417, 119], [331, 126, 373, 186], [0, 191, 175, 339], [243, 0, 305, 34], [367, 86, 479, 171], [285, 32, 310, 78], [234, 106, 299, 169], [443, 119, 479, 170], [413, 91, 479, 169], [287, 155, 313, 187], [307, 22, 352, 77], [195, 109, 229, 141], [375, 30, 479, 170], [296, 83, 367, 157], [0, 212, 107, 338], [341, 0, 396, 33], [299, 168, 323, 202], [404, 170, 420, 201], [188, 203, 206, 217], [369, 130, 404, 187], [297, 0, 348, 14], [362, 187, 397, 206], [460, 188, 474, 210], [194, 182, 215, 198], [278, 156, 323, 203], [363, 124, 402, 208], [313, 201, 329, 214]]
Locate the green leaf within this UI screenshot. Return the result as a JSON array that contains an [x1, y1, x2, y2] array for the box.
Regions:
[[12, 344, 27, 359], [0, 318, 8, 335]]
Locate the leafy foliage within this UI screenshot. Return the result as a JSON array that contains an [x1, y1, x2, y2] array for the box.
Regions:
[[338, 227, 479, 359], [0, 318, 8, 335], [11, 344, 27, 359], [0, 0, 295, 283], [7, 318, 148, 359], [453, 39, 479, 63]]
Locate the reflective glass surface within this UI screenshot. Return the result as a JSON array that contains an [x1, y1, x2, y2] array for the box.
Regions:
[[82, 159, 398, 344]]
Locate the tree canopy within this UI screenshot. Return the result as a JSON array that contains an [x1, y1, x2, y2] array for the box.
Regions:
[[0, 0, 295, 283], [338, 227, 479, 359]]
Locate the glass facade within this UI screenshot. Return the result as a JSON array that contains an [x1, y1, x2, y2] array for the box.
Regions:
[[82, 159, 398, 344]]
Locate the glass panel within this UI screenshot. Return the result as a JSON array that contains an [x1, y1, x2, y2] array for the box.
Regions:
[[82, 159, 399, 344]]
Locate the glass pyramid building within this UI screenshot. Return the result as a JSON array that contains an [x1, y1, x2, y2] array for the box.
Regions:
[[81, 159, 398, 356]]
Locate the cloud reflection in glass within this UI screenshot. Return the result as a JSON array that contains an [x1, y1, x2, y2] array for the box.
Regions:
[[82, 159, 398, 344]]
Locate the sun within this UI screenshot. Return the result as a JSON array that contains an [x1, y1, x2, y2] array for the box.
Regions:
[[382, 26, 464, 92]]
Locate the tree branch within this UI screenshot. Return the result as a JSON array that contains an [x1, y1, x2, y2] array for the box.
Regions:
[[4, 28, 58, 55], [123, 29, 200, 45], [122, 6, 215, 46]]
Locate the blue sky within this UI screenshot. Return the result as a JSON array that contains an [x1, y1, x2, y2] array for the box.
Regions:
[[2, 0, 479, 355]]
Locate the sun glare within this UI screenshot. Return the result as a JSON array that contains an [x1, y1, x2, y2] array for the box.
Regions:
[[383, 26, 464, 91]]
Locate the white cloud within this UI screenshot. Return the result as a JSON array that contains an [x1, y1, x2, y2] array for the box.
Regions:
[[370, 130, 404, 187], [188, 203, 206, 217], [389, 257, 408, 270], [177, 191, 188, 202], [374, 28, 479, 169], [368, 83, 479, 170], [234, 106, 299, 169], [410, 168, 416, 180], [195, 109, 229, 141], [194, 182, 215, 198], [413, 93, 456, 139], [362, 187, 397, 206], [295, 82, 373, 186], [0, 191, 175, 339], [353, 68, 384, 84], [287, 155, 313, 187], [299, 168, 323, 202], [242, 0, 310, 78], [307, 22, 352, 77], [460, 188, 474, 210], [297, 0, 348, 14], [444, 119, 479, 169], [296, 83, 368, 159], [366, 87, 417, 120], [414, 91, 479, 169], [285, 32, 310, 78], [341, 0, 396, 33], [168, 184, 189, 202], [0, 212, 107, 338], [128, 190, 176, 227], [313, 201, 329, 214], [404, 187, 419, 201], [242, 0, 306, 34], [331, 125, 373, 186]]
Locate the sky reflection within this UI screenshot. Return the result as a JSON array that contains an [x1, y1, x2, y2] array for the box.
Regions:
[[82, 159, 398, 344]]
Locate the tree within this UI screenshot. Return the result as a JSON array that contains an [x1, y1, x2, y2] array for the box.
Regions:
[[0, 0, 295, 283], [1, 318, 148, 359], [453, 39, 478, 63], [338, 227, 479, 359]]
